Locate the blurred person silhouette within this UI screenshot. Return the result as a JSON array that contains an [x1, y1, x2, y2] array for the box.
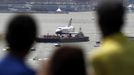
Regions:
[[38, 46, 87, 75], [88, 0, 134, 75], [0, 14, 37, 75]]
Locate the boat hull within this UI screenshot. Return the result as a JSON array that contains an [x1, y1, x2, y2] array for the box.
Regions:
[[36, 37, 89, 43]]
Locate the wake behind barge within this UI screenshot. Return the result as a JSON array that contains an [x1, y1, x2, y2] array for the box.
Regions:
[[36, 32, 89, 43]]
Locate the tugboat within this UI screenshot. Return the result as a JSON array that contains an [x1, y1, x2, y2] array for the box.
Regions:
[[54, 43, 61, 47], [94, 41, 101, 47], [36, 18, 89, 43]]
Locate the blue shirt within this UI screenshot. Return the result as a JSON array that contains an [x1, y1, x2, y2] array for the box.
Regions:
[[0, 54, 35, 75]]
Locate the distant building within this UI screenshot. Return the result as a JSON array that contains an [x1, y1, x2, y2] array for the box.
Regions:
[[56, 8, 62, 12]]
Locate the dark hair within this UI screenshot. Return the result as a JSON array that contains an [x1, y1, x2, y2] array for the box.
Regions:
[[49, 46, 86, 75], [97, 0, 125, 37], [6, 14, 37, 53]]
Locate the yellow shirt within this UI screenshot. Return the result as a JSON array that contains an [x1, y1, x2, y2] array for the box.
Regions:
[[89, 33, 134, 75]]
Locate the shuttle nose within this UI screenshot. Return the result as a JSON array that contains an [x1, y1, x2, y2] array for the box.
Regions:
[[55, 31, 62, 34], [56, 29, 62, 34]]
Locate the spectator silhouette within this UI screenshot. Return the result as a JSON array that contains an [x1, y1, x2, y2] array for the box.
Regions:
[[0, 15, 37, 75], [38, 46, 87, 75], [88, 0, 134, 75]]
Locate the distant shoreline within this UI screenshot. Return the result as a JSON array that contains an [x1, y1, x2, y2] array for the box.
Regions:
[[0, 11, 94, 14]]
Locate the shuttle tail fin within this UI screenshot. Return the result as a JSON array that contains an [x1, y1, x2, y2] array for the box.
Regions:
[[68, 18, 72, 27]]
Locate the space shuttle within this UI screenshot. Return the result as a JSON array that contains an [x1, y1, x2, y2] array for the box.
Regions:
[[55, 18, 77, 34]]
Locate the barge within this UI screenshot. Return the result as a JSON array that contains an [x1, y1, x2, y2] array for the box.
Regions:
[[36, 32, 89, 43], [36, 18, 89, 43]]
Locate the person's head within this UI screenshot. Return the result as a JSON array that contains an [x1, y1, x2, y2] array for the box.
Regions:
[[49, 46, 86, 75], [97, 0, 125, 37], [5, 14, 37, 58]]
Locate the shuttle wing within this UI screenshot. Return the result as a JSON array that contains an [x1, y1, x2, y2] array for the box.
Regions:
[[57, 32, 78, 34]]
